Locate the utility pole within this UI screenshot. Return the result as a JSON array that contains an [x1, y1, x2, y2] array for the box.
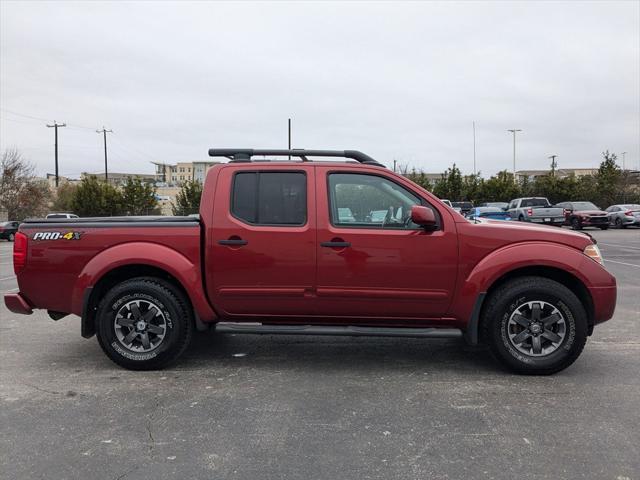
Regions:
[[473, 121, 477, 176], [549, 155, 558, 177], [507, 129, 522, 183], [621, 151, 627, 171], [96, 127, 113, 182], [46, 121, 66, 187], [393, 159, 397, 172], [288, 118, 291, 160]]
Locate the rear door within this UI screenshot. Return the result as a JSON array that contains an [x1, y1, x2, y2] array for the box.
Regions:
[[314, 167, 458, 320], [206, 165, 316, 317]]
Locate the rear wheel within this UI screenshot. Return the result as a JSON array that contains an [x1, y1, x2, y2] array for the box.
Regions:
[[482, 276, 588, 375], [571, 218, 582, 230], [96, 277, 193, 370], [615, 218, 626, 229]]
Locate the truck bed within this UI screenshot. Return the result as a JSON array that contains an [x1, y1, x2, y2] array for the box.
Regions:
[[17, 216, 202, 317]]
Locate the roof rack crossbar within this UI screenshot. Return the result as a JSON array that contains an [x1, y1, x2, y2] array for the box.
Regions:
[[207, 149, 385, 167]]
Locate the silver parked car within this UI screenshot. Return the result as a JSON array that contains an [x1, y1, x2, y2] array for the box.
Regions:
[[605, 204, 640, 228]]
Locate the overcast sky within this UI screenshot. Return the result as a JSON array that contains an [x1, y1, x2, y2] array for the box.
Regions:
[[1, 1, 638, 178]]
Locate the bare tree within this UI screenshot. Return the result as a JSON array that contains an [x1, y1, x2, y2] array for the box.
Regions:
[[0, 148, 52, 220]]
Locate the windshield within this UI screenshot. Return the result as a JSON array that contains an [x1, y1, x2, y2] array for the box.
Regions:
[[572, 202, 599, 211]]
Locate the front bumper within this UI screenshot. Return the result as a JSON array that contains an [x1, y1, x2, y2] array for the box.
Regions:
[[590, 284, 617, 325], [4, 293, 33, 315], [581, 217, 609, 226]]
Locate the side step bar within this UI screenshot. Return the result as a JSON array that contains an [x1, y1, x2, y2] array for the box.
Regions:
[[215, 322, 463, 339]]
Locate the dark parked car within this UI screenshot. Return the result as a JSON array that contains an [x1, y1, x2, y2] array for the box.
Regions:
[[0, 221, 19, 241], [451, 201, 473, 215], [605, 204, 640, 228], [466, 207, 511, 221], [556, 201, 609, 230], [478, 202, 509, 210]]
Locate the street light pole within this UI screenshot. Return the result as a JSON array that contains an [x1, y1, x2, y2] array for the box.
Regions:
[[621, 152, 627, 171], [473, 121, 476, 176], [507, 129, 522, 183]]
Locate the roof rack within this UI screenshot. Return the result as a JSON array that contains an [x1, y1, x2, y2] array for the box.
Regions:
[[207, 149, 386, 168]]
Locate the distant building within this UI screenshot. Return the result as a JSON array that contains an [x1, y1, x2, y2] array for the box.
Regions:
[[152, 161, 221, 185], [515, 168, 599, 182], [80, 171, 160, 187], [46, 174, 80, 189]]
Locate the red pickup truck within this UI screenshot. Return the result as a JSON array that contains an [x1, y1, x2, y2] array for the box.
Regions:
[[4, 149, 617, 374]]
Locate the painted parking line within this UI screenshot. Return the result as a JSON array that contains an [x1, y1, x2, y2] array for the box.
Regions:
[[605, 259, 640, 268], [1, 287, 18, 294], [0, 276, 16, 281]]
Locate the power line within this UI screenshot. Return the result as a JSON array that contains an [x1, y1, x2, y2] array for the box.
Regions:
[[96, 126, 113, 182], [46, 121, 67, 187]]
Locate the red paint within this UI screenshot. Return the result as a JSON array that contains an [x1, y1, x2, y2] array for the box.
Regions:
[[5, 161, 617, 336]]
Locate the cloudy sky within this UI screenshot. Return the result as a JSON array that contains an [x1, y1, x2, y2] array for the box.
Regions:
[[1, 1, 638, 178]]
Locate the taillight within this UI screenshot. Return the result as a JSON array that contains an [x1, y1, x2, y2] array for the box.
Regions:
[[563, 209, 570, 215], [527, 208, 533, 216], [624, 210, 633, 216], [13, 231, 27, 274]]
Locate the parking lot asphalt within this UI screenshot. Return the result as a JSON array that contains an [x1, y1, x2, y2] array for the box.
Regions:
[[1, 227, 639, 480]]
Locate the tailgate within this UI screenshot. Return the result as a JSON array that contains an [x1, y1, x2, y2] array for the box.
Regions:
[[531, 207, 562, 217]]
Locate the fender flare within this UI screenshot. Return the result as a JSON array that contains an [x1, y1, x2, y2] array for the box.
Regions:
[[456, 242, 593, 344], [71, 242, 216, 337]]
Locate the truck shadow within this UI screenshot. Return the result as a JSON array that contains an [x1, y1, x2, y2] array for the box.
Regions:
[[177, 330, 502, 375]]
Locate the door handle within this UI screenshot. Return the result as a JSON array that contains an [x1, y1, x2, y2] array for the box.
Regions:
[[320, 241, 351, 248], [218, 238, 248, 246]]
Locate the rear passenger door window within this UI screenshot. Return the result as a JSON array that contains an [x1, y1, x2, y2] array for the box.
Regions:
[[231, 172, 306, 226]]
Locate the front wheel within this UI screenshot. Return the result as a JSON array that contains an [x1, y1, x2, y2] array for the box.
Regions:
[[8, 233, 15, 242], [96, 277, 193, 370], [481, 276, 588, 375]]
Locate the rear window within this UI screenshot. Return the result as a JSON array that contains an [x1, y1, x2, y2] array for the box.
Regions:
[[231, 172, 306, 225], [521, 199, 550, 207]]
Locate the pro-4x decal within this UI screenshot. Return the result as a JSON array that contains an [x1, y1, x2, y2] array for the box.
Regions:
[[33, 231, 83, 241]]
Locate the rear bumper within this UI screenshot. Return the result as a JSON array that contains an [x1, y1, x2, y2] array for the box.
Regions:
[[4, 293, 33, 315], [529, 216, 565, 224]]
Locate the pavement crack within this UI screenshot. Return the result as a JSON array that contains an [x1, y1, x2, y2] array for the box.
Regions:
[[21, 383, 60, 395]]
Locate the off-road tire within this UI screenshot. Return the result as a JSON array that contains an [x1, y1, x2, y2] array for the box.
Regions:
[[96, 277, 193, 370], [481, 276, 588, 375]]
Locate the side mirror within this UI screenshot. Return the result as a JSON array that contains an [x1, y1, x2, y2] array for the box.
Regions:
[[411, 205, 436, 228]]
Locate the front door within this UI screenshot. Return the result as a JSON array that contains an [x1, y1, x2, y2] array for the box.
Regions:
[[207, 165, 316, 317], [315, 168, 458, 321]]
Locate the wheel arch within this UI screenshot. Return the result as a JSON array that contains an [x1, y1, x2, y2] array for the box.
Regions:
[[458, 242, 597, 344], [479, 265, 594, 340], [72, 242, 217, 338]]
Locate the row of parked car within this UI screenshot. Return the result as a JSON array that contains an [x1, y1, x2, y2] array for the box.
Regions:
[[0, 213, 79, 242], [441, 198, 640, 230]]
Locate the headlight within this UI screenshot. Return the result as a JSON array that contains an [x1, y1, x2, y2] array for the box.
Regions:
[[584, 244, 603, 265]]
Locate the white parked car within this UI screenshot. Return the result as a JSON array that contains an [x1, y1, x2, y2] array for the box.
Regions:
[[46, 213, 79, 219]]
